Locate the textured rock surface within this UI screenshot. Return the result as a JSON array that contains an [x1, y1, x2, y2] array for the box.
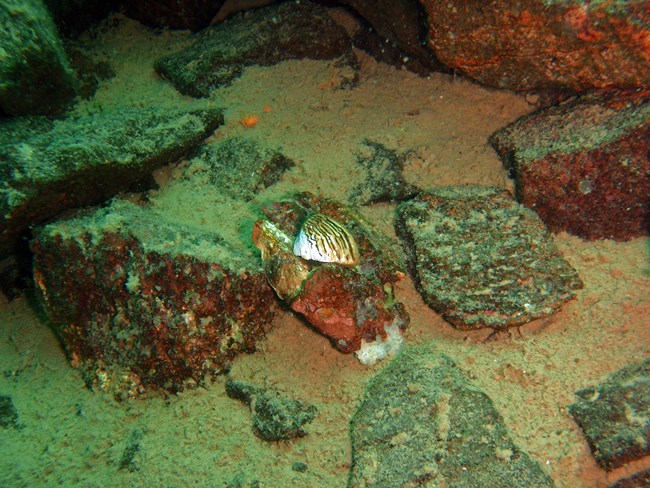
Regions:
[[226, 379, 317, 441], [349, 345, 554, 487], [0, 106, 224, 259], [155, 1, 358, 97], [0, 0, 78, 115], [349, 140, 418, 206], [491, 91, 650, 241], [189, 136, 294, 201], [569, 358, 650, 471], [422, 0, 650, 91], [252, 192, 409, 354], [120, 0, 225, 31], [395, 186, 583, 330], [32, 200, 275, 398], [341, 0, 443, 74]]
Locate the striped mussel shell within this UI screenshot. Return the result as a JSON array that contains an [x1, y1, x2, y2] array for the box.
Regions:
[[293, 213, 360, 266]]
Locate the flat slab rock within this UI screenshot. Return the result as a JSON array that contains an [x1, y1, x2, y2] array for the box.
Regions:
[[31, 199, 275, 398], [154, 0, 357, 97], [395, 186, 583, 331], [0, 0, 77, 115], [0, 106, 224, 259], [569, 358, 650, 472], [349, 345, 554, 487], [422, 0, 650, 91], [491, 91, 650, 241]]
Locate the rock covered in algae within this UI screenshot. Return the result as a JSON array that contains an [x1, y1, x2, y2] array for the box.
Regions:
[[349, 345, 554, 487], [0, 106, 224, 259], [569, 358, 650, 471], [154, 1, 358, 97], [395, 186, 583, 331], [32, 199, 275, 398], [252, 192, 409, 357]]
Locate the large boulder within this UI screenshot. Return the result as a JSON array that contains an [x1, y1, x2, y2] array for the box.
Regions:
[[491, 90, 650, 241], [0, 106, 224, 258], [422, 0, 650, 91], [396, 186, 583, 331], [0, 0, 78, 115], [350, 345, 555, 487], [154, 0, 358, 97]]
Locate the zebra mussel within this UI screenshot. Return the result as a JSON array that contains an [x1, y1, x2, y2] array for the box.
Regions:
[[293, 213, 360, 266]]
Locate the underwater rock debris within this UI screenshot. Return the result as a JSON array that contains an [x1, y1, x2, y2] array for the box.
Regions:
[[226, 379, 317, 441], [0, 0, 77, 116], [491, 90, 650, 241], [395, 186, 583, 331], [252, 192, 409, 362], [154, 0, 358, 97], [31, 200, 274, 398], [0, 106, 224, 260], [187, 135, 294, 202], [349, 140, 418, 206], [569, 357, 650, 472], [349, 345, 555, 487], [423, 0, 650, 91]]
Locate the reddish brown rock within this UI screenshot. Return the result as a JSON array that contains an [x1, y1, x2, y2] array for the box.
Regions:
[[155, 1, 358, 97], [491, 90, 650, 241], [396, 186, 583, 331], [422, 0, 650, 91], [252, 193, 408, 359], [32, 200, 275, 398]]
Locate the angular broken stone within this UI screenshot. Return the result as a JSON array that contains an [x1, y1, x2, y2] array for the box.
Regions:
[[395, 186, 583, 330], [31, 199, 275, 398], [422, 1, 650, 91], [349, 345, 555, 487], [226, 379, 317, 441], [252, 192, 409, 361], [155, 1, 357, 97], [0, 0, 77, 115], [349, 140, 418, 206], [0, 106, 224, 259], [569, 358, 650, 471], [187, 136, 294, 201], [491, 91, 650, 241]]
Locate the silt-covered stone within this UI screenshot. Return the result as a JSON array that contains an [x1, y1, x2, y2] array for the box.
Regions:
[[349, 345, 554, 487], [32, 199, 275, 398], [395, 186, 583, 331], [491, 90, 650, 241], [0, 106, 224, 259], [569, 358, 650, 471], [155, 0, 358, 97]]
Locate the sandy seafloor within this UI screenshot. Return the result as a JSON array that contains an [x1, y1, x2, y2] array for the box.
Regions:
[[1, 14, 649, 488]]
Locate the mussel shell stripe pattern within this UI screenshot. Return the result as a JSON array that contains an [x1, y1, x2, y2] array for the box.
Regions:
[[293, 213, 360, 266]]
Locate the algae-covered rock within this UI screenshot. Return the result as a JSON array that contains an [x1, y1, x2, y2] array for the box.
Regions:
[[0, 106, 224, 259], [226, 379, 317, 441], [349, 345, 554, 487], [188, 136, 294, 201], [569, 358, 650, 471], [491, 90, 650, 241], [0, 0, 78, 115], [32, 199, 274, 398], [154, 1, 357, 97], [396, 186, 583, 330], [349, 140, 418, 206]]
